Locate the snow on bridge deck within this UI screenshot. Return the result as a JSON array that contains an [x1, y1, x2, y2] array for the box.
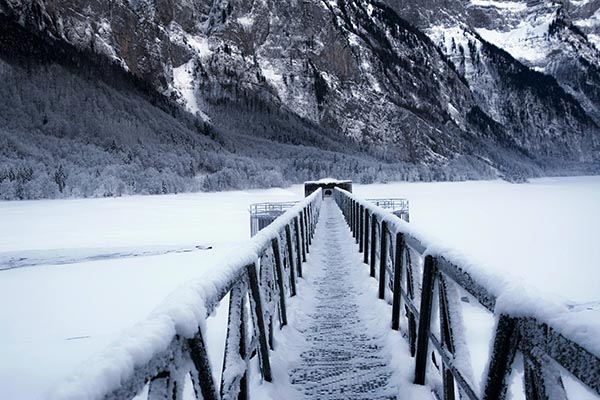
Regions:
[[289, 199, 401, 399], [257, 198, 430, 399]]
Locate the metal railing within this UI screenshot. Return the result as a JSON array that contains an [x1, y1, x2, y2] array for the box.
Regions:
[[334, 188, 599, 400], [67, 190, 322, 400], [367, 198, 410, 222], [249, 201, 299, 216], [249, 201, 298, 236]]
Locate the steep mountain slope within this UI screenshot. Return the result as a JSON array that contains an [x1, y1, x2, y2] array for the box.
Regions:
[[391, 0, 600, 126], [204, 0, 484, 162], [467, 0, 600, 125], [4, 15, 463, 200], [1, 0, 599, 200], [430, 26, 597, 160]]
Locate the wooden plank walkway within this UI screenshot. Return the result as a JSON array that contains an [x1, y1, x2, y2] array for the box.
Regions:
[[289, 198, 397, 399]]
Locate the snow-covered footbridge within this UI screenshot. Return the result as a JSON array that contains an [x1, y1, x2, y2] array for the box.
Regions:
[[51, 187, 600, 400]]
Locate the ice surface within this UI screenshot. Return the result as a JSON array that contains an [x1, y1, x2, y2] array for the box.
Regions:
[[352, 177, 600, 305], [44, 189, 322, 399], [0, 187, 303, 399], [0, 245, 212, 270], [353, 176, 600, 361]]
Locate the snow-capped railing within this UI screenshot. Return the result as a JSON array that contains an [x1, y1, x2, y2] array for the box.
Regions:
[[51, 189, 322, 400], [334, 188, 600, 400]]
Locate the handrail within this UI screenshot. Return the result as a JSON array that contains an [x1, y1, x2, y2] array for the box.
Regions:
[[50, 189, 323, 400], [334, 187, 600, 400], [366, 198, 410, 222], [249, 201, 299, 215]]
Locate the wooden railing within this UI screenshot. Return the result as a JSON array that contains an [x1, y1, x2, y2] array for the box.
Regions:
[[61, 189, 322, 400], [334, 188, 600, 400]]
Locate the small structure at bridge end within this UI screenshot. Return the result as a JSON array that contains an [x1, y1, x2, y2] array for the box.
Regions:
[[304, 178, 353, 198]]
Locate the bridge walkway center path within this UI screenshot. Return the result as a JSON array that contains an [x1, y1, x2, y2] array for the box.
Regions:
[[275, 197, 430, 400]]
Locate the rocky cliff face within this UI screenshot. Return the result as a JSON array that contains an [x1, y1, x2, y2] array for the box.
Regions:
[[465, 0, 600, 125], [1, 0, 599, 178], [391, 0, 600, 144]]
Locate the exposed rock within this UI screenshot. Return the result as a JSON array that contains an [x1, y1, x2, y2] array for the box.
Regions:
[[1, 0, 599, 176]]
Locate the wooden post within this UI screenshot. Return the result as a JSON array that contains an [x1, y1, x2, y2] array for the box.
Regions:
[[344, 197, 349, 219], [303, 209, 310, 254], [294, 217, 303, 277], [271, 238, 287, 327], [246, 263, 273, 382], [414, 255, 437, 385], [391, 233, 404, 331], [370, 216, 377, 277], [350, 200, 355, 237], [220, 281, 249, 400], [188, 330, 219, 400], [310, 204, 315, 236], [405, 249, 417, 357], [299, 211, 307, 262], [355, 202, 360, 243], [148, 371, 173, 400], [238, 296, 248, 400], [378, 220, 388, 300], [482, 315, 519, 400], [364, 209, 370, 264], [439, 277, 456, 400], [306, 206, 312, 246], [285, 225, 297, 296], [359, 205, 364, 252], [523, 350, 567, 400], [268, 317, 274, 350]]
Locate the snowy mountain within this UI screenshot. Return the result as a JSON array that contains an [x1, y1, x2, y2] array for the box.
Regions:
[[1, 0, 599, 199], [393, 0, 600, 133]]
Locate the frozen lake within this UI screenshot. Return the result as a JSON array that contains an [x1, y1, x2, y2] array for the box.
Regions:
[[1, 176, 599, 399]]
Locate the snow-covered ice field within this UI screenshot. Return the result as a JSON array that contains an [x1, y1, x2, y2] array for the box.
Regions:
[[1, 176, 599, 399]]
